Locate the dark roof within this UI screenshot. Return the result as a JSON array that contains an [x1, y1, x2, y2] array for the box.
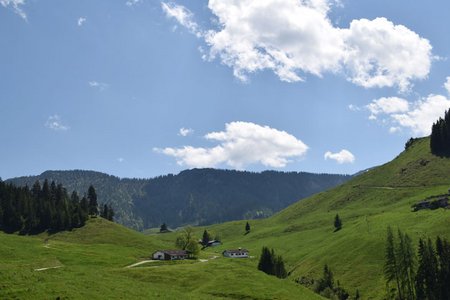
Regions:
[[223, 249, 248, 253], [154, 250, 189, 256]]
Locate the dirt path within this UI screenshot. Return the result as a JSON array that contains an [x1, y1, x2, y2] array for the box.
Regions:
[[124, 260, 159, 268], [34, 266, 63, 272], [125, 256, 220, 268]]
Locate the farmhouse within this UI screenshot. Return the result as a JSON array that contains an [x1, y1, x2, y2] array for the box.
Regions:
[[207, 240, 222, 247], [152, 250, 189, 260], [223, 248, 249, 258]]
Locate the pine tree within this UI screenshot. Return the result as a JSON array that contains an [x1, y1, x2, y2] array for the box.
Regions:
[[384, 226, 402, 299], [274, 255, 287, 278], [202, 229, 211, 246], [245, 221, 250, 233], [87, 185, 98, 216], [160, 223, 168, 232], [334, 214, 342, 231], [258, 246, 274, 275]]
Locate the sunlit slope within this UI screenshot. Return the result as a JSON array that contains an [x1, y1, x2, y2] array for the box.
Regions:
[[192, 137, 450, 299], [0, 218, 322, 299]]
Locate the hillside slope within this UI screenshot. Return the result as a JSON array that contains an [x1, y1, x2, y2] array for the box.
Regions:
[[172, 137, 450, 299], [7, 169, 351, 230], [0, 218, 323, 300]]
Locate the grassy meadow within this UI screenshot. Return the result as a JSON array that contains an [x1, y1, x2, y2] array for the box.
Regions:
[[1, 137, 450, 299]]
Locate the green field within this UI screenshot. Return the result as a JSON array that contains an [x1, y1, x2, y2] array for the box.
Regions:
[[1, 137, 450, 299]]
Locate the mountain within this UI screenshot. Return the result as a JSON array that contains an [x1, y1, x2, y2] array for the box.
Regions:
[[7, 169, 351, 230]]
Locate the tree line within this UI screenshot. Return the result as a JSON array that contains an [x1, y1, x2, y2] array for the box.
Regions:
[[0, 179, 113, 234], [384, 227, 450, 299], [257, 247, 287, 279], [430, 108, 450, 156]]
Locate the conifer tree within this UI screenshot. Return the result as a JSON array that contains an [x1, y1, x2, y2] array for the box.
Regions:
[[258, 246, 274, 275], [245, 221, 250, 233], [202, 229, 211, 246], [160, 223, 168, 232], [384, 226, 402, 299], [334, 214, 342, 231], [87, 185, 98, 216]]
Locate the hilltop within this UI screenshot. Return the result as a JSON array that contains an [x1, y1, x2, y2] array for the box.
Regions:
[[7, 169, 351, 231]]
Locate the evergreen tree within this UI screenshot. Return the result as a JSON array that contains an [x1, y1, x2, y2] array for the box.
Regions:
[[436, 237, 450, 299], [245, 221, 250, 233], [87, 185, 98, 216], [384, 226, 402, 299], [334, 214, 342, 231], [160, 223, 168, 232], [107, 206, 114, 221], [202, 229, 211, 246], [258, 246, 274, 275], [274, 255, 287, 278]]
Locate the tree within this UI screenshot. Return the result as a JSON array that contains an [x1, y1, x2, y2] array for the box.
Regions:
[[175, 227, 199, 257], [257, 246, 274, 275], [202, 229, 211, 246], [245, 221, 251, 233], [160, 223, 168, 232], [334, 214, 342, 232], [274, 255, 287, 278], [384, 226, 402, 299], [87, 185, 98, 216]]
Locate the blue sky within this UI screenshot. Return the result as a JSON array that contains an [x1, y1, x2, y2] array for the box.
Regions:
[[1, 0, 450, 179]]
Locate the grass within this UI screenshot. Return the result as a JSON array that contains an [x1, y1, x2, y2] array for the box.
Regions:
[[2, 137, 450, 299]]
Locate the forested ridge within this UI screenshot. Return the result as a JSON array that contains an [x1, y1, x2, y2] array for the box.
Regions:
[[0, 179, 103, 234], [7, 169, 351, 230]]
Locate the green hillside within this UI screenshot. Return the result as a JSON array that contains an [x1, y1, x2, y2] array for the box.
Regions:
[[0, 218, 321, 299], [2, 137, 449, 299], [182, 137, 450, 299]]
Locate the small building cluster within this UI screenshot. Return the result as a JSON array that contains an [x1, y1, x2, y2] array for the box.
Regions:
[[222, 248, 249, 258], [152, 250, 189, 260]]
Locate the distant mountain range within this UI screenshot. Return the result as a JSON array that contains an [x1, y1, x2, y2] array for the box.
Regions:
[[7, 169, 351, 230]]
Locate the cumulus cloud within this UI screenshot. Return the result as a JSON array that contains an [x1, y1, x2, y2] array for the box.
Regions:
[[365, 85, 450, 136], [179, 127, 194, 137], [390, 95, 450, 136], [88, 81, 109, 91], [324, 149, 355, 164], [162, 0, 432, 90], [155, 121, 308, 169], [161, 2, 202, 37], [77, 17, 86, 26], [1, 0, 27, 20], [45, 115, 69, 131], [366, 97, 410, 119]]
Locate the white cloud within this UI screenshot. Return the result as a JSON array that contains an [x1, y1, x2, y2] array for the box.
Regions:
[[343, 18, 432, 92], [1, 0, 27, 20], [365, 86, 450, 136], [390, 95, 450, 136], [179, 127, 194, 137], [348, 104, 360, 112], [88, 81, 109, 91], [126, 0, 141, 6], [389, 127, 401, 134], [155, 121, 308, 169], [324, 149, 355, 164], [45, 115, 69, 131], [162, 0, 432, 90], [161, 2, 202, 38], [366, 97, 410, 118], [444, 77, 450, 95], [77, 17, 86, 26]]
